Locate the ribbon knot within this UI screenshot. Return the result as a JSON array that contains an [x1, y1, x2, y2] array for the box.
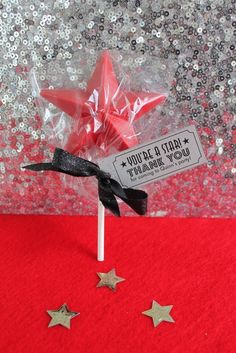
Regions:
[[23, 148, 148, 217], [95, 169, 111, 181]]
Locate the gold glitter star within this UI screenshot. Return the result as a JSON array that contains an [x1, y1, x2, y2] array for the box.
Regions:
[[47, 304, 79, 329], [142, 300, 175, 327], [96, 268, 125, 291]]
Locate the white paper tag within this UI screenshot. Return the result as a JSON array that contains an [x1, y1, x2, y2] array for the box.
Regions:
[[98, 126, 207, 188]]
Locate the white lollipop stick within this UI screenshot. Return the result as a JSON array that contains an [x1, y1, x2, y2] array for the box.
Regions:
[[97, 199, 105, 261]]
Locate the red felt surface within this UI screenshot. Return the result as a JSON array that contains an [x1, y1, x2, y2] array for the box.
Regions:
[[0, 215, 235, 353]]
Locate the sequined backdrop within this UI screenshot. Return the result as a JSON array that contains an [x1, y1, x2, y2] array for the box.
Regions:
[[0, 0, 235, 217]]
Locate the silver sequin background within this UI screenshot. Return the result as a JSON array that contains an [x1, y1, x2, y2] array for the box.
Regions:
[[0, 0, 235, 217]]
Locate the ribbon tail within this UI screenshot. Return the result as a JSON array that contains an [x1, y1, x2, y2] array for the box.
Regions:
[[98, 179, 120, 217], [23, 162, 57, 172], [110, 178, 147, 215], [23, 148, 100, 177], [120, 188, 148, 215]]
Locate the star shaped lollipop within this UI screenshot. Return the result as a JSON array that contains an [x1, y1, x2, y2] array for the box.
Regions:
[[40, 50, 166, 156]]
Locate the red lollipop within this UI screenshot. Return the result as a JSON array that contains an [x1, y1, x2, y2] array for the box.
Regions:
[[40, 50, 167, 261], [41, 50, 166, 157]]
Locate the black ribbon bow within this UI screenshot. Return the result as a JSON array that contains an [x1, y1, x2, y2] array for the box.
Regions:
[[23, 148, 148, 217]]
